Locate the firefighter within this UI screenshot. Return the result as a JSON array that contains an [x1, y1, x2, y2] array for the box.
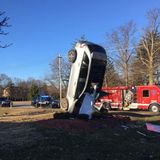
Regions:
[[124, 90, 134, 110]]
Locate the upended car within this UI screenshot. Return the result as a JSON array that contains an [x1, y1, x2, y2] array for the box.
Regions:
[[60, 41, 107, 115], [0, 97, 13, 107]]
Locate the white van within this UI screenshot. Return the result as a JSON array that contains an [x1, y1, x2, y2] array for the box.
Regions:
[[61, 41, 107, 114]]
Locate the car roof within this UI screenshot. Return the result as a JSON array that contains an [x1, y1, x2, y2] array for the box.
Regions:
[[0, 97, 7, 100]]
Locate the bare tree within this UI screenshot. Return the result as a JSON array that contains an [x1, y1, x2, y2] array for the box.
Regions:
[[49, 57, 70, 87], [130, 56, 148, 85], [0, 11, 11, 48], [103, 53, 122, 86], [137, 9, 160, 85], [107, 21, 136, 86], [46, 56, 71, 97]]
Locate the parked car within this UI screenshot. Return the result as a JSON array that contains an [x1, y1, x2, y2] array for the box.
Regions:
[[31, 95, 52, 107], [31, 95, 60, 108], [60, 41, 107, 114], [0, 97, 13, 107], [51, 100, 60, 108]]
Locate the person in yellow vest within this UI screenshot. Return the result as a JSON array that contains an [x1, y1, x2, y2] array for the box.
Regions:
[[123, 90, 133, 110]]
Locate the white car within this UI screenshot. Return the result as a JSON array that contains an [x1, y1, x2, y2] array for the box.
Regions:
[[61, 41, 107, 114]]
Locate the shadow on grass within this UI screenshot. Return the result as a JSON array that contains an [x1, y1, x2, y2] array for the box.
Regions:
[[0, 111, 160, 160], [108, 110, 160, 122], [109, 110, 160, 117]]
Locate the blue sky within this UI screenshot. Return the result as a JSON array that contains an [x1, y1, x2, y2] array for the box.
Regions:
[[0, 0, 160, 80]]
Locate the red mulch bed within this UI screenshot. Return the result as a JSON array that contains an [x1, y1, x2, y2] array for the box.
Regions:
[[36, 113, 130, 133]]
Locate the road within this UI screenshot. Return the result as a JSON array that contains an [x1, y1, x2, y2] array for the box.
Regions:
[[13, 101, 33, 108], [2, 101, 159, 122]]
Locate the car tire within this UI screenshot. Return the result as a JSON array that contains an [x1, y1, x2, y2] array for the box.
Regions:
[[77, 114, 89, 120], [48, 103, 52, 108], [35, 103, 39, 108], [149, 103, 160, 113], [10, 102, 13, 107], [102, 102, 111, 111], [60, 98, 68, 110], [68, 49, 77, 63]]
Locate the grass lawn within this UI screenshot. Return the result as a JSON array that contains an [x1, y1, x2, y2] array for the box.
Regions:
[[0, 108, 160, 160]]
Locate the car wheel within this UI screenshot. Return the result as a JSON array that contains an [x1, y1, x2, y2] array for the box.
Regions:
[[10, 102, 13, 107], [68, 49, 77, 63], [149, 103, 160, 113], [102, 102, 111, 111], [60, 98, 68, 110], [35, 103, 39, 108], [77, 114, 89, 120]]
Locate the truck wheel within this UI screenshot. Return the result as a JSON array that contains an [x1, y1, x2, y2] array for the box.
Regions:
[[102, 102, 111, 111], [149, 103, 160, 113], [68, 49, 77, 63], [60, 98, 68, 110]]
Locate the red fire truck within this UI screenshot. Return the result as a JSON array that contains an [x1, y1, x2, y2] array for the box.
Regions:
[[95, 85, 160, 113]]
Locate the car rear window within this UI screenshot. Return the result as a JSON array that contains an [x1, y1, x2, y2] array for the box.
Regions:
[[88, 44, 106, 53]]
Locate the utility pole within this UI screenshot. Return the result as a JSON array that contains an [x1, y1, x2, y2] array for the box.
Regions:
[[58, 54, 62, 103]]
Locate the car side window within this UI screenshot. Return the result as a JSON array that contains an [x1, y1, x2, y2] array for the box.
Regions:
[[75, 52, 89, 98]]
